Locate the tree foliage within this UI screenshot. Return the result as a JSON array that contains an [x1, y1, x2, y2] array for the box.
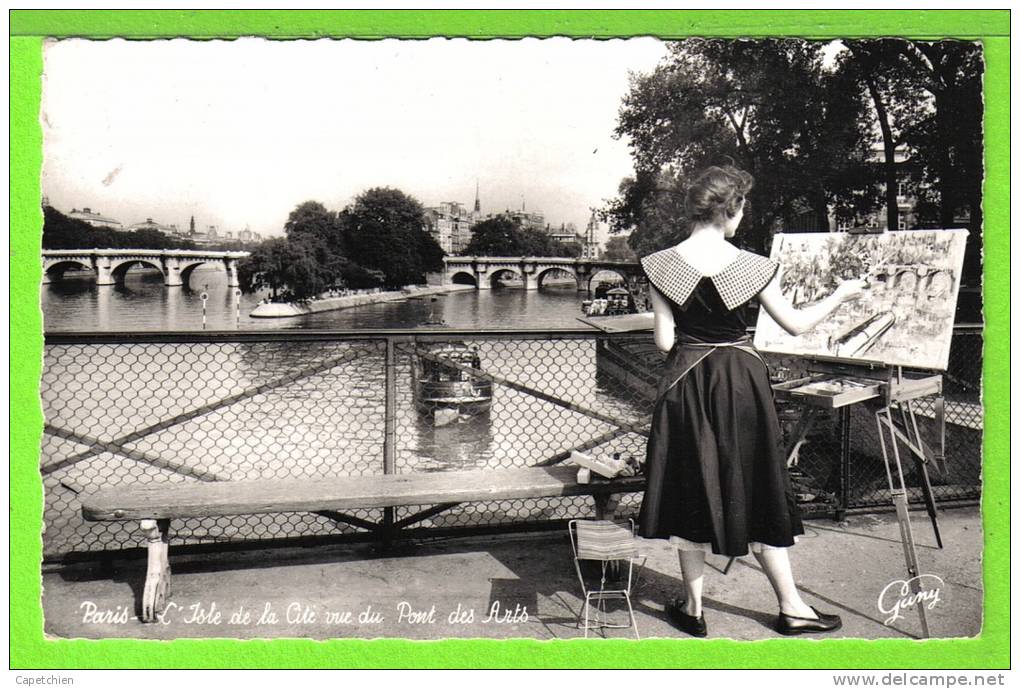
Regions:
[[237, 237, 335, 300], [284, 200, 345, 255], [602, 235, 638, 261], [606, 38, 984, 275], [845, 39, 983, 232], [239, 189, 444, 298], [42, 205, 198, 250], [607, 39, 876, 255], [464, 215, 579, 257], [340, 187, 445, 288]]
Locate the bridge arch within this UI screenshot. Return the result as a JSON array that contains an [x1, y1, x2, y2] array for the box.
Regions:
[[586, 268, 631, 295], [179, 260, 219, 289], [449, 270, 478, 288], [488, 267, 524, 288], [534, 266, 579, 290], [110, 259, 166, 285], [43, 259, 94, 283]]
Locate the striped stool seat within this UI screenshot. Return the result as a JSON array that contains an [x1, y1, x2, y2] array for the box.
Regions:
[[574, 520, 640, 561], [568, 519, 643, 639]]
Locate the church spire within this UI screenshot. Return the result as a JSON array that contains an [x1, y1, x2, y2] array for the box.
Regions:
[[474, 180, 480, 214]]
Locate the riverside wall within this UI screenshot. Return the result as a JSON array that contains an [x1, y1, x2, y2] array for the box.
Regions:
[[249, 284, 475, 318]]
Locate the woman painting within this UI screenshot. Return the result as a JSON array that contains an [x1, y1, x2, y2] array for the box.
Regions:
[[639, 165, 864, 637]]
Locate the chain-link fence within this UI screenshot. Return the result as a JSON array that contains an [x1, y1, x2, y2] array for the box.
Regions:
[[40, 327, 982, 559]]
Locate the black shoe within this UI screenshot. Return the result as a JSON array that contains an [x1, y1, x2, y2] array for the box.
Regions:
[[775, 606, 843, 636], [666, 599, 707, 637]]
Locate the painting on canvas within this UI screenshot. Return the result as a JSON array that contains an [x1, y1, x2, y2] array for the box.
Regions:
[[752, 229, 969, 371]]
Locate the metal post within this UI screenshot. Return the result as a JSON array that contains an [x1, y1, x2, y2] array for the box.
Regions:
[[837, 407, 851, 521], [382, 337, 397, 546]]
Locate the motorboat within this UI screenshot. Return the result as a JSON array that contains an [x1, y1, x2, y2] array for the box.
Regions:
[[412, 342, 493, 426]]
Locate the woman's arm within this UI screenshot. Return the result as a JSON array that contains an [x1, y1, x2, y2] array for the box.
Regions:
[[758, 272, 865, 336], [648, 284, 676, 353]]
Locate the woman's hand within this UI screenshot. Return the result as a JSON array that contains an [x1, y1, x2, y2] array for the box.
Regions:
[[833, 279, 867, 303], [760, 274, 867, 337]]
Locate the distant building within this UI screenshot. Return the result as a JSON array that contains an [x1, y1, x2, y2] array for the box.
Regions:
[[68, 207, 123, 230], [128, 217, 177, 235], [548, 222, 582, 248], [504, 208, 545, 232], [425, 192, 481, 255], [238, 226, 261, 244], [581, 212, 600, 259], [786, 141, 918, 233], [188, 224, 221, 246]]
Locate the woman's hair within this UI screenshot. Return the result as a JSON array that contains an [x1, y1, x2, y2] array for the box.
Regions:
[[684, 165, 753, 226]]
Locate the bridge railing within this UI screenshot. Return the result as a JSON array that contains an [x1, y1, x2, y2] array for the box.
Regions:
[[39, 326, 983, 559]]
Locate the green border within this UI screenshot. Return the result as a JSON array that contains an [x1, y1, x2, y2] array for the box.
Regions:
[[10, 10, 1009, 669]]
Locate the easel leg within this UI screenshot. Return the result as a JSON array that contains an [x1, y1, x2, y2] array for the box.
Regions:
[[140, 519, 171, 623], [903, 401, 943, 548], [877, 408, 930, 638]]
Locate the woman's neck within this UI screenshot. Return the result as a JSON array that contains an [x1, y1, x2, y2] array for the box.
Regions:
[[686, 223, 728, 243]]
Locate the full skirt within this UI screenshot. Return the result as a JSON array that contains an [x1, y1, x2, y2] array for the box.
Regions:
[[638, 346, 803, 556]]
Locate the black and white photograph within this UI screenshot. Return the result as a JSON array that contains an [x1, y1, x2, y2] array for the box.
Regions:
[[38, 36, 984, 641]]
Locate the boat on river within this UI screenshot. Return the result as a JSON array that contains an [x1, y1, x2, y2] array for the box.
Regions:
[[412, 342, 493, 426], [582, 284, 639, 317]]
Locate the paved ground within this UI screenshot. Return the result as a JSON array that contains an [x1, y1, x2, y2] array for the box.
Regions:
[[42, 505, 982, 640]]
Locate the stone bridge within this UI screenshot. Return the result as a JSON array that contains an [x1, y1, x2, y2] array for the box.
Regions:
[[442, 256, 644, 292], [42, 249, 249, 288], [872, 264, 955, 294]]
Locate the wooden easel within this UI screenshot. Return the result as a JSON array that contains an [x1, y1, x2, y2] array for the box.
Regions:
[[770, 356, 946, 637]]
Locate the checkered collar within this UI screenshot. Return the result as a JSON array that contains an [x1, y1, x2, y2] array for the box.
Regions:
[[640, 246, 779, 311]]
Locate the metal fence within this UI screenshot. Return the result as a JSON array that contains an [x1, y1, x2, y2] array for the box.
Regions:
[[40, 326, 982, 559]]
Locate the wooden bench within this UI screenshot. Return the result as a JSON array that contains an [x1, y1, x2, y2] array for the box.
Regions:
[[81, 466, 646, 622]]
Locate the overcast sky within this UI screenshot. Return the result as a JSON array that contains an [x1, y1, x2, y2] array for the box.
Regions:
[[41, 37, 668, 240]]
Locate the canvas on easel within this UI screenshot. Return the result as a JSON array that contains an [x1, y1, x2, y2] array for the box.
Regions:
[[752, 228, 970, 638], [753, 229, 969, 371]]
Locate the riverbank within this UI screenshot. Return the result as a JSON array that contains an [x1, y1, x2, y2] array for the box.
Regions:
[[249, 283, 475, 318]]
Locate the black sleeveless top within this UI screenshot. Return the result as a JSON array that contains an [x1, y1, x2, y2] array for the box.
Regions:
[[640, 247, 779, 344]]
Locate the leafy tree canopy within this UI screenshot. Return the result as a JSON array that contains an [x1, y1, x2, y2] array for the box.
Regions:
[[464, 215, 579, 258], [340, 187, 445, 287], [606, 39, 877, 255], [284, 200, 345, 254], [602, 235, 638, 262], [237, 237, 335, 300], [42, 205, 198, 250]]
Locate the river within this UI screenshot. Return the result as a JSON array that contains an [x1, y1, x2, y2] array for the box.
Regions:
[[40, 264, 652, 555], [41, 265, 609, 332]]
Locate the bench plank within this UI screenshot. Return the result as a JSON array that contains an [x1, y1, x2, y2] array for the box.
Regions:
[[82, 466, 646, 521]]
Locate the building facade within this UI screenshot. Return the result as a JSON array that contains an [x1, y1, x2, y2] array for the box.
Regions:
[[67, 207, 123, 230]]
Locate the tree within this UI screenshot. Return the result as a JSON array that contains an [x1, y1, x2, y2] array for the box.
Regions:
[[42, 205, 198, 250], [237, 237, 334, 300], [463, 215, 524, 256], [607, 39, 875, 254], [284, 200, 345, 254], [464, 215, 578, 257], [843, 39, 984, 284], [340, 187, 445, 287], [602, 235, 638, 261], [887, 40, 982, 231]]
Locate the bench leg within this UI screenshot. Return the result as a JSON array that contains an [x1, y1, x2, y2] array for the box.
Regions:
[[140, 519, 171, 623]]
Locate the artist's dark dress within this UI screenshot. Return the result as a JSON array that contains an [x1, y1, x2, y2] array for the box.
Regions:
[[638, 247, 804, 557]]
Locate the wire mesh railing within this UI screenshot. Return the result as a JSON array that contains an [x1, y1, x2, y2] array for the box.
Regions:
[[40, 326, 982, 558]]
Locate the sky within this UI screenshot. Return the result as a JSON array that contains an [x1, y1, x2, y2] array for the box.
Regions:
[[41, 37, 669, 241]]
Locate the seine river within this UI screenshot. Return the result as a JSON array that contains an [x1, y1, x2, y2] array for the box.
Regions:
[[40, 264, 652, 556], [41, 264, 603, 332]]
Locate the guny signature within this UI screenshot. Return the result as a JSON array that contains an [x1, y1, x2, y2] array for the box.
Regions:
[[877, 574, 946, 625]]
